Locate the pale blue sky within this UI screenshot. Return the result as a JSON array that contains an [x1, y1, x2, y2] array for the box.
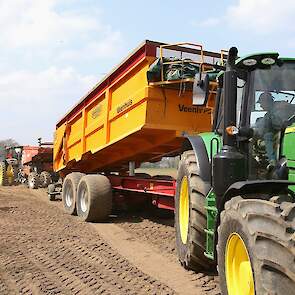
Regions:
[[0, 0, 294, 144]]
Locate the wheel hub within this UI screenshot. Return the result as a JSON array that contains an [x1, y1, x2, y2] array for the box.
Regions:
[[80, 185, 88, 213], [179, 176, 189, 244], [6, 165, 15, 185], [225, 233, 254, 295], [0, 164, 5, 185], [65, 186, 73, 207]]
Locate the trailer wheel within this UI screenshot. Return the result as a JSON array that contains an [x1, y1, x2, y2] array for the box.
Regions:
[[76, 175, 112, 222], [62, 172, 85, 215], [39, 171, 52, 188], [175, 150, 214, 271], [48, 184, 56, 201], [0, 162, 7, 186], [218, 196, 295, 295], [28, 172, 39, 189]]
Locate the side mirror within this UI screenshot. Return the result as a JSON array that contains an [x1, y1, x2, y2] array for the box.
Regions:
[[193, 73, 209, 105]]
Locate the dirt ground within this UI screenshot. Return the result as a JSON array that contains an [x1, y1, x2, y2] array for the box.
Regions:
[[0, 186, 220, 295]]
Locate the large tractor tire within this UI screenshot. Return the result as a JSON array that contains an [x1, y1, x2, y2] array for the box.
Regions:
[[76, 174, 112, 222], [218, 195, 295, 295], [62, 172, 85, 215], [39, 171, 52, 188], [6, 164, 17, 186], [175, 150, 214, 271], [0, 162, 7, 186], [28, 172, 40, 189]]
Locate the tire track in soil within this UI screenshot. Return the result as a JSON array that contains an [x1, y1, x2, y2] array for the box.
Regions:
[[46, 188, 221, 294], [0, 186, 221, 294], [33, 187, 220, 294], [112, 213, 220, 295], [0, 187, 175, 295]]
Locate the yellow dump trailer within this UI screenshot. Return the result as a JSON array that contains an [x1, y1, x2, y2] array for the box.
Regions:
[[54, 40, 223, 175]]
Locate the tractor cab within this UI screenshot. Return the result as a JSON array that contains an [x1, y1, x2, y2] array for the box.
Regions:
[[197, 50, 295, 182], [234, 55, 295, 180]]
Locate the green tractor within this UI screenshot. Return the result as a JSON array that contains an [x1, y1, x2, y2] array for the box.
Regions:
[[284, 125, 295, 193], [175, 47, 295, 294], [0, 146, 22, 186]]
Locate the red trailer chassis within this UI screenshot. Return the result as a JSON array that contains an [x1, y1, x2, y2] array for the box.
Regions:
[[109, 175, 176, 211]]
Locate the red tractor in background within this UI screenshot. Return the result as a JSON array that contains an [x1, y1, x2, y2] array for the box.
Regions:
[[21, 138, 59, 189], [0, 138, 58, 188]]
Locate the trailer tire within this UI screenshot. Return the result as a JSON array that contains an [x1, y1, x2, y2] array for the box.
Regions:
[[48, 184, 56, 201], [39, 171, 52, 188], [0, 162, 7, 186], [62, 172, 85, 215], [28, 172, 39, 189], [175, 150, 214, 271], [76, 174, 112, 222], [218, 195, 295, 295]]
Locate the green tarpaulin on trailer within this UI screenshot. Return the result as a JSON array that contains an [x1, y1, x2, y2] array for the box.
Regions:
[[147, 57, 199, 82]]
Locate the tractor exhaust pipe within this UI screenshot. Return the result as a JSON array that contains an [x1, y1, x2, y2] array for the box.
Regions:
[[223, 47, 238, 147], [212, 47, 246, 201]]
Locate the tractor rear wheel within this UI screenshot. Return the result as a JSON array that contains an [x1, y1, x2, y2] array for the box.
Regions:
[[39, 171, 52, 188], [28, 172, 39, 189], [175, 150, 214, 271], [76, 175, 112, 222], [0, 162, 7, 186], [218, 195, 295, 295], [62, 172, 85, 215]]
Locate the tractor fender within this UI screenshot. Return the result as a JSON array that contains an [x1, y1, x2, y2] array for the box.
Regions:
[[215, 179, 295, 228], [181, 135, 211, 182], [213, 179, 295, 255], [221, 180, 295, 209]]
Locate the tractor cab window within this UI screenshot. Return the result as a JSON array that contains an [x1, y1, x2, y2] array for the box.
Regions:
[[215, 90, 224, 134], [236, 78, 246, 126], [250, 90, 295, 127], [247, 62, 295, 178], [215, 77, 245, 135]]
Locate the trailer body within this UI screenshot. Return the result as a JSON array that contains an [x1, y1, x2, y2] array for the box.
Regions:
[[22, 146, 53, 175], [54, 41, 223, 175], [22, 146, 39, 166], [15, 143, 56, 189]]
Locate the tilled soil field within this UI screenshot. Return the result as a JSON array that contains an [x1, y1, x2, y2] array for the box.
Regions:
[[0, 186, 220, 295], [113, 214, 220, 294]]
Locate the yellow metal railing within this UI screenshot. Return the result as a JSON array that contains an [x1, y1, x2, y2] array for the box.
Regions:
[[150, 42, 227, 87], [159, 42, 204, 83], [220, 49, 228, 66]]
